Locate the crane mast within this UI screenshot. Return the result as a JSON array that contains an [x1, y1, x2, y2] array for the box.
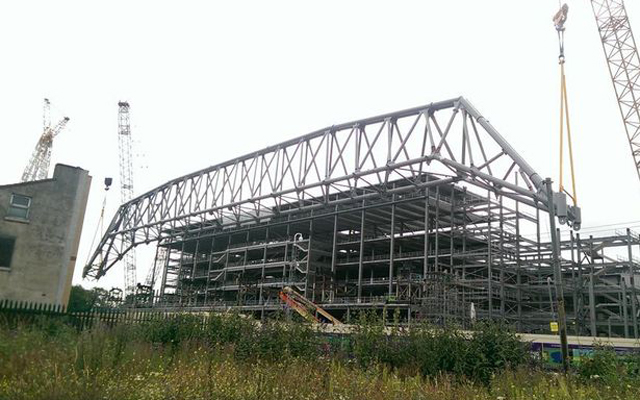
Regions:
[[118, 101, 137, 298], [144, 247, 167, 292], [21, 98, 70, 182], [590, 0, 640, 182]]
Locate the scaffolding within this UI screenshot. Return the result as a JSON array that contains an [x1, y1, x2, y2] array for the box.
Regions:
[[150, 176, 640, 338], [84, 97, 640, 338]]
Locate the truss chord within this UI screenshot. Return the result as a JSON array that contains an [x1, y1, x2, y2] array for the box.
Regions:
[[84, 98, 581, 280]]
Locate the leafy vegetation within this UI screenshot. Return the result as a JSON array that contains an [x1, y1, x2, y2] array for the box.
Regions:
[[350, 311, 528, 384], [575, 344, 640, 390], [67, 285, 112, 312], [1, 313, 639, 399]]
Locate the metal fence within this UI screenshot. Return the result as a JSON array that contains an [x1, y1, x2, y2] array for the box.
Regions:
[[0, 299, 188, 331]]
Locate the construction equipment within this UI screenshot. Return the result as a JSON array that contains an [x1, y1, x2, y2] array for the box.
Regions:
[[279, 286, 342, 325], [554, 3, 578, 207], [107, 287, 124, 306], [590, 1, 640, 183], [84, 177, 113, 270], [145, 247, 168, 292], [552, 4, 575, 372], [118, 101, 137, 298], [21, 98, 70, 182]]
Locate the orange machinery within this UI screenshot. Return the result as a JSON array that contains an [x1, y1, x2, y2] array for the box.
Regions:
[[278, 286, 342, 325]]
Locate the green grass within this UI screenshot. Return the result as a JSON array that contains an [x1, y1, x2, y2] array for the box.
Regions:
[[1, 315, 639, 399]]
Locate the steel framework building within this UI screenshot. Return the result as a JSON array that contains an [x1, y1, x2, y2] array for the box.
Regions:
[[85, 97, 640, 338]]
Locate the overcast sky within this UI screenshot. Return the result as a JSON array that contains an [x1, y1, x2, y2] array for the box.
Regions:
[[1, 0, 639, 290]]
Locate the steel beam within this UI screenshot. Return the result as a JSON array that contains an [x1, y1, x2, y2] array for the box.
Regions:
[[84, 97, 581, 281]]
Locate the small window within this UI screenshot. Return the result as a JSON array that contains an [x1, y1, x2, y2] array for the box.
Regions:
[[0, 237, 15, 269], [7, 194, 31, 220]]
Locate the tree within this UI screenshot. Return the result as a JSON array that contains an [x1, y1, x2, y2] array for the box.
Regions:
[[67, 285, 98, 312]]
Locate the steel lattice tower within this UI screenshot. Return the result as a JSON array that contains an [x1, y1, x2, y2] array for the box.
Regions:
[[21, 98, 70, 182], [118, 101, 137, 297], [591, 0, 640, 182]]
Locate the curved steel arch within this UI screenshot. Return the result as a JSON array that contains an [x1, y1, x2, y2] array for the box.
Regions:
[[83, 97, 580, 280]]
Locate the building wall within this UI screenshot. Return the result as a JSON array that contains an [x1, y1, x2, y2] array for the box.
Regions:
[[0, 164, 91, 306]]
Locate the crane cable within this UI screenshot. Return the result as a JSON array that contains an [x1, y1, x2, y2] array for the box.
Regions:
[[554, 3, 578, 206], [85, 195, 107, 268], [84, 179, 113, 269]]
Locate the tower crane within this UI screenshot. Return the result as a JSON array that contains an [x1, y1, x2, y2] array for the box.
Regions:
[[590, 1, 640, 183], [144, 247, 167, 292], [118, 101, 137, 298], [21, 99, 70, 182]]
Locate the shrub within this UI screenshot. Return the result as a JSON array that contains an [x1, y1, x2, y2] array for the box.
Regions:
[[576, 345, 640, 389], [205, 312, 256, 346], [464, 321, 530, 384], [138, 313, 204, 345], [351, 310, 387, 367], [1, 307, 529, 385], [350, 315, 528, 384]]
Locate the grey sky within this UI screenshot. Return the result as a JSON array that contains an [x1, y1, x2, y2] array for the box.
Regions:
[[1, 0, 639, 290]]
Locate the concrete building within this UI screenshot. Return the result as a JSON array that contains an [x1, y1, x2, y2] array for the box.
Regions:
[[0, 164, 91, 307]]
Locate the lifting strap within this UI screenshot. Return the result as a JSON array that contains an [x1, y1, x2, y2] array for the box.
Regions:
[[555, 4, 578, 206]]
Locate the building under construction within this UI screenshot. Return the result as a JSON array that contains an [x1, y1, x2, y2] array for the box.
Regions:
[[84, 97, 640, 338]]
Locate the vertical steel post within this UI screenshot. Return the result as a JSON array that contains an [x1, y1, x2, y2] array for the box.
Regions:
[[450, 190, 455, 274], [423, 187, 429, 279], [462, 187, 468, 324], [588, 236, 597, 336], [576, 233, 585, 335], [308, 219, 314, 301], [224, 235, 231, 300], [622, 279, 630, 338], [545, 178, 570, 372], [260, 228, 268, 305], [389, 199, 396, 296], [177, 241, 186, 305], [358, 207, 365, 301], [536, 206, 542, 325], [435, 186, 440, 273], [499, 195, 505, 316], [515, 181, 522, 330], [487, 190, 493, 319], [205, 236, 216, 305], [331, 211, 338, 302], [626, 228, 638, 338], [192, 240, 200, 303], [570, 230, 578, 334]]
